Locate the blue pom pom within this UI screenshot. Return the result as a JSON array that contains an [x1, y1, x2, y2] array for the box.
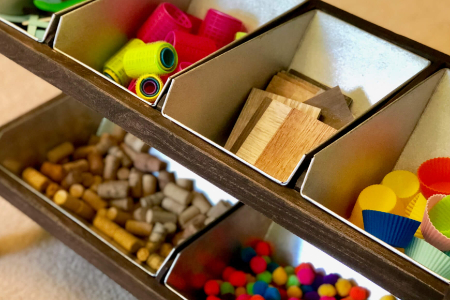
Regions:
[[241, 247, 257, 263], [252, 280, 268, 296], [264, 287, 281, 300], [301, 285, 314, 293], [267, 262, 279, 273]]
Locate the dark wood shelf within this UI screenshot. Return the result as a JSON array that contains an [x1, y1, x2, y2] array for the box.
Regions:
[[0, 2, 449, 300]]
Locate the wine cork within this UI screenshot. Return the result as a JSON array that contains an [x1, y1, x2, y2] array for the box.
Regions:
[[125, 220, 153, 236], [45, 182, 61, 198], [73, 145, 98, 160], [89, 175, 103, 192], [172, 232, 185, 246], [129, 168, 143, 198], [145, 241, 160, 253], [53, 190, 84, 213], [204, 216, 215, 226], [182, 213, 207, 230], [164, 222, 177, 235], [117, 168, 130, 180], [88, 135, 100, 145], [104, 154, 120, 180], [110, 126, 127, 143], [110, 197, 134, 211], [137, 247, 150, 262], [140, 192, 164, 208], [124, 133, 150, 153], [97, 208, 108, 217], [40, 162, 65, 182], [147, 253, 165, 270], [133, 207, 147, 222], [160, 243, 173, 258], [158, 170, 175, 190], [95, 133, 117, 155], [146, 209, 177, 224], [87, 152, 104, 176], [93, 215, 120, 238], [47, 142, 74, 163], [63, 159, 89, 173], [82, 189, 108, 211], [149, 222, 167, 243], [142, 174, 157, 196], [134, 153, 167, 173], [69, 183, 85, 198], [192, 193, 212, 214], [207, 200, 230, 219], [120, 143, 137, 161], [152, 206, 163, 211], [176, 178, 194, 191], [81, 172, 94, 188], [109, 146, 132, 168], [75, 201, 95, 220], [61, 170, 82, 189], [113, 228, 142, 253], [163, 182, 192, 205], [161, 197, 186, 215], [107, 207, 132, 226], [179, 206, 200, 227], [97, 181, 129, 199], [22, 168, 50, 192], [59, 158, 70, 164]]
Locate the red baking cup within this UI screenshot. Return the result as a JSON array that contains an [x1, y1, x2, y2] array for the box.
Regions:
[[199, 9, 242, 48], [160, 61, 193, 83], [165, 30, 217, 63], [137, 3, 192, 43], [417, 157, 450, 198], [128, 79, 137, 94], [187, 13, 203, 34]]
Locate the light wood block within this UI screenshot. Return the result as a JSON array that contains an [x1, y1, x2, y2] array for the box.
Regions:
[[278, 71, 324, 95], [266, 75, 318, 103]]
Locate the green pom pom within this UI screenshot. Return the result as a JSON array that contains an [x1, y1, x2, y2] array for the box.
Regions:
[[284, 266, 295, 275], [220, 282, 235, 295], [286, 274, 300, 288], [262, 256, 272, 264], [257, 271, 272, 284], [247, 282, 255, 295]]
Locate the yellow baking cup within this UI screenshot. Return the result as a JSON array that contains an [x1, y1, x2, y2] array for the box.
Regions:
[[123, 41, 178, 78], [382, 170, 419, 208], [103, 38, 145, 86], [349, 185, 404, 229], [135, 74, 163, 104], [405, 193, 426, 239]]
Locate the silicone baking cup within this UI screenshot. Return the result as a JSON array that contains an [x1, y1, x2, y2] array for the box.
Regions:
[[382, 170, 419, 207], [417, 157, 450, 198], [421, 194, 450, 250], [405, 193, 427, 239]]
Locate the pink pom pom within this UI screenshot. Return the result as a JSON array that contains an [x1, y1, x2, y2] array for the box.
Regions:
[[297, 268, 315, 285]]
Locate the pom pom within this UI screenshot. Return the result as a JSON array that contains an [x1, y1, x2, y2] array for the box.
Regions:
[[256, 271, 272, 284], [335, 278, 352, 297], [204, 280, 220, 296], [246, 282, 255, 295], [311, 274, 324, 290], [250, 296, 265, 300], [320, 297, 336, 300], [304, 291, 320, 300], [246, 274, 256, 283], [278, 288, 288, 300], [287, 286, 303, 299], [237, 295, 252, 300], [284, 266, 295, 275], [295, 263, 313, 274], [264, 287, 281, 300], [250, 256, 267, 274], [323, 274, 340, 285], [318, 284, 336, 297], [286, 274, 300, 288], [262, 256, 272, 264], [349, 286, 368, 300], [267, 262, 280, 273], [297, 268, 315, 285], [255, 241, 271, 256], [236, 287, 247, 296], [221, 282, 235, 295], [252, 281, 268, 296], [230, 271, 247, 287], [273, 267, 288, 285], [207, 296, 221, 300], [241, 247, 257, 263], [301, 285, 314, 294], [223, 267, 236, 281], [222, 294, 236, 300], [380, 296, 396, 300]]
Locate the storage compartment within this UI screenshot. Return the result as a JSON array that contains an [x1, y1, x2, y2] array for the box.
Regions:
[[0, 94, 238, 278], [162, 9, 430, 185], [0, 0, 91, 42], [53, 0, 303, 106], [165, 205, 394, 300], [301, 68, 450, 282]]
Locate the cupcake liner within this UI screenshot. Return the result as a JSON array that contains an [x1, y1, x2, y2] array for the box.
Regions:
[[405, 193, 427, 238], [428, 195, 450, 232], [421, 194, 450, 251], [415, 227, 424, 239], [382, 170, 419, 207], [363, 210, 420, 248], [418, 158, 450, 198], [405, 237, 450, 279]]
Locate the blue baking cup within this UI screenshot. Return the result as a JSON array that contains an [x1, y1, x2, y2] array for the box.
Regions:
[[363, 210, 420, 248]]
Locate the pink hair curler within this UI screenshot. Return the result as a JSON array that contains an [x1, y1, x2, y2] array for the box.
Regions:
[[165, 30, 216, 64], [128, 79, 137, 94], [199, 9, 242, 48], [137, 3, 192, 43], [186, 13, 203, 35], [160, 62, 193, 83]]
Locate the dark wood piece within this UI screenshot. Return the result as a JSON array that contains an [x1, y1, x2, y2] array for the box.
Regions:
[[0, 2, 449, 300]]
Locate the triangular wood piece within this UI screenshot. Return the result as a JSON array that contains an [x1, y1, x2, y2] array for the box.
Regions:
[[266, 75, 319, 103]]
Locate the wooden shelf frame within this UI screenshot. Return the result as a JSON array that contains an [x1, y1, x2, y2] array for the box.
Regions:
[[1, 1, 450, 300]]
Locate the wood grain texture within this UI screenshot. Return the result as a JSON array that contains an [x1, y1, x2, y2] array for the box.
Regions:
[[305, 86, 354, 129], [278, 71, 324, 95], [0, 7, 448, 300], [266, 75, 318, 102]]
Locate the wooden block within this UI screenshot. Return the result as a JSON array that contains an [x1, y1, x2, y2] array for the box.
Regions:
[[224, 88, 321, 151], [304, 86, 354, 129], [266, 75, 318, 103], [254, 109, 337, 182], [278, 71, 324, 95]]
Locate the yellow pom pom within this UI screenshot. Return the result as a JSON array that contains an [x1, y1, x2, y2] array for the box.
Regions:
[[335, 278, 352, 297], [235, 287, 246, 296], [380, 296, 396, 300], [272, 266, 288, 286], [318, 284, 337, 297], [287, 286, 302, 298]]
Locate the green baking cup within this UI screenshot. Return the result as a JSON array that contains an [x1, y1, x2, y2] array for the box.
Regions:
[[429, 195, 450, 233]]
